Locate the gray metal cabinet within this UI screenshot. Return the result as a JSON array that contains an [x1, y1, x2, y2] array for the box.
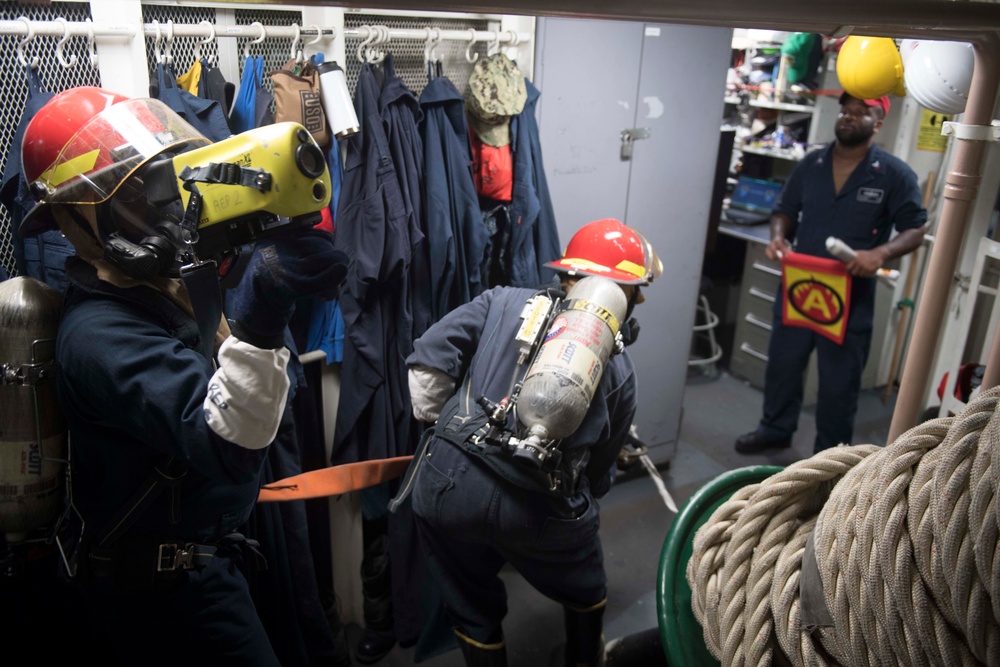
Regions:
[[534, 18, 732, 464], [729, 242, 820, 402]]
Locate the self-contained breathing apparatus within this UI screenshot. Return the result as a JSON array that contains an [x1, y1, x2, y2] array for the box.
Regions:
[[474, 275, 628, 480], [3, 90, 334, 580]]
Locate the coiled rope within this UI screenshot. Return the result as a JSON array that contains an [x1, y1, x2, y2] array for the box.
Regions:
[[687, 385, 1000, 666]]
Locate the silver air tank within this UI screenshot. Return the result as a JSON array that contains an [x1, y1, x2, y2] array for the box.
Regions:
[[0, 277, 65, 542], [516, 275, 627, 443]]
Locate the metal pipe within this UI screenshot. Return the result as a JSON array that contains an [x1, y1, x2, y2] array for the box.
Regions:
[[980, 304, 1000, 391], [888, 33, 1000, 442]]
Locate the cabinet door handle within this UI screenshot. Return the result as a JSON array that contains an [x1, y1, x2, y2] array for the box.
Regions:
[[751, 261, 782, 277], [740, 342, 769, 362], [745, 313, 772, 331], [748, 286, 775, 303]]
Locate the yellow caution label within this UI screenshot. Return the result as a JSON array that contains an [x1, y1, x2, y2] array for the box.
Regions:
[[917, 109, 952, 153]]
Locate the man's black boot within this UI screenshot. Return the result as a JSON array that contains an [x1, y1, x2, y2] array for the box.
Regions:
[[356, 515, 396, 664], [355, 628, 397, 665], [734, 430, 792, 454], [564, 601, 606, 667], [454, 627, 508, 667]]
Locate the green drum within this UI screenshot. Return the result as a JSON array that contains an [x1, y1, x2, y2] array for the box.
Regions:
[[656, 465, 783, 666]]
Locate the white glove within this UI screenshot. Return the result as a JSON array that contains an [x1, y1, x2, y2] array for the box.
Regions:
[[409, 364, 456, 423], [203, 336, 291, 449]]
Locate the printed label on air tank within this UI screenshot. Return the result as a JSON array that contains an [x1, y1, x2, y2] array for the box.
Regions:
[[526, 340, 602, 396], [0, 435, 64, 490], [544, 316, 568, 342]]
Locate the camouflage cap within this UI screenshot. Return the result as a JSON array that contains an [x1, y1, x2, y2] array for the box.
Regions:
[[467, 113, 511, 147], [466, 53, 527, 123]]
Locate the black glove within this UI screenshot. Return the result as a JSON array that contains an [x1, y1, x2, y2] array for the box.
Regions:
[[229, 229, 349, 348]]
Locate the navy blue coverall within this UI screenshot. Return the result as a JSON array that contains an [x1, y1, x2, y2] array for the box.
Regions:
[[55, 257, 279, 665], [379, 53, 431, 340], [406, 285, 637, 643], [420, 75, 490, 320], [508, 80, 561, 289], [333, 62, 414, 465], [757, 143, 927, 452]]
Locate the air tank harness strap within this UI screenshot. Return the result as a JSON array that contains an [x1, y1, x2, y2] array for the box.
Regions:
[[95, 456, 188, 549], [389, 397, 492, 513], [388, 427, 437, 514]]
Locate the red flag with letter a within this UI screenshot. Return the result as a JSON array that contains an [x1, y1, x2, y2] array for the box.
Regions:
[[781, 251, 851, 345]]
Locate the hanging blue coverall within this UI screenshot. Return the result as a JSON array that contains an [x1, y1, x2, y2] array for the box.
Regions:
[[379, 53, 431, 341], [508, 79, 561, 288], [332, 63, 414, 465], [0, 65, 75, 289], [420, 74, 490, 319]]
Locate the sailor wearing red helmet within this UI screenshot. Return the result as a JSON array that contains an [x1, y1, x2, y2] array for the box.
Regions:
[[396, 218, 660, 667], [17, 86, 349, 665]]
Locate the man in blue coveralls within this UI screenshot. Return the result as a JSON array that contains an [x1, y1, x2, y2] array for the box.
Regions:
[[16, 87, 348, 664], [398, 219, 660, 666], [735, 92, 927, 455]]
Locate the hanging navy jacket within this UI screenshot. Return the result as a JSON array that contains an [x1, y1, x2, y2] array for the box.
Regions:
[[419, 76, 489, 320], [0, 65, 75, 290], [150, 63, 231, 142], [378, 54, 431, 341], [508, 79, 561, 288], [332, 63, 413, 465]]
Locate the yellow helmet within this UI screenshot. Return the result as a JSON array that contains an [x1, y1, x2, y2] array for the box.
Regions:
[[836, 35, 906, 99]]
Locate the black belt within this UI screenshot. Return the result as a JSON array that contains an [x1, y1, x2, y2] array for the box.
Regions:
[[87, 540, 217, 577], [83, 532, 264, 592], [86, 538, 218, 591]]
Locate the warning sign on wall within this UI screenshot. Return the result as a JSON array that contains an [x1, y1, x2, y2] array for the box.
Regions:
[[917, 109, 953, 152]]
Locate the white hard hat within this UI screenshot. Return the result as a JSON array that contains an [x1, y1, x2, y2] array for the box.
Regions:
[[901, 39, 974, 115]]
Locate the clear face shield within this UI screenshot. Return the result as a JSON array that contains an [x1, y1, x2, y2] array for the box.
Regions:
[[633, 229, 663, 284], [32, 99, 209, 208], [29, 99, 210, 278]]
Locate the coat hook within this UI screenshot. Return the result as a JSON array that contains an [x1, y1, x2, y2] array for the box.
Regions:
[[366, 25, 388, 64], [162, 19, 174, 65], [194, 21, 215, 65], [357, 25, 376, 64], [290, 23, 302, 62], [373, 25, 390, 63], [244, 21, 266, 60], [424, 27, 442, 64], [465, 28, 479, 63], [86, 19, 99, 69], [16, 16, 39, 69], [489, 29, 502, 56], [54, 17, 79, 68], [151, 19, 162, 64], [304, 24, 324, 51]]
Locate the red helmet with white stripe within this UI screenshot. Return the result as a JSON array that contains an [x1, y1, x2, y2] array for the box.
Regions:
[[545, 218, 662, 286]]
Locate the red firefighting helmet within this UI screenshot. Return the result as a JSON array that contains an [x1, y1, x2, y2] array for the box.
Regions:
[[545, 218, 662, 286], [19, 86, 210, 237]]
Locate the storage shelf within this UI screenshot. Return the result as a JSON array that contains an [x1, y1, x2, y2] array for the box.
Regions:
[[723, 94, 817, 114], [740, 144, 803, 161]]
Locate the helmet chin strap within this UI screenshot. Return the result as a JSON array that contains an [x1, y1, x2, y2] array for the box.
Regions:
[[620, 287, 642, 346]]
